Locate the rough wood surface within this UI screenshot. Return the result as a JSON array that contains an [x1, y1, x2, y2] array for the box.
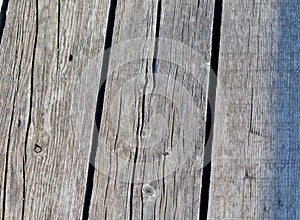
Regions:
[[0, 0, 110, 219], [89, 0, 215, 219], [208, 0, 300, 219], [1, 0, 299, 219]]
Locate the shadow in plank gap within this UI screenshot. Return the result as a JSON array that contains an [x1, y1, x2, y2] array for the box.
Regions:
[[200, 0, 223, 219], [0, 0, 9, 43]]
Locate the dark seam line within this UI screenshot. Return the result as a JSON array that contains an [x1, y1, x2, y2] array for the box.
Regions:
[[199, 0, 223, 219], [152, 0, 162, 74], [57, 0, 60, 72], [0, 0, 9, 44]]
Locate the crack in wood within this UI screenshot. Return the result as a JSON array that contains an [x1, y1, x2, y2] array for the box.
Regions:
[[129, 1, 162, 218]]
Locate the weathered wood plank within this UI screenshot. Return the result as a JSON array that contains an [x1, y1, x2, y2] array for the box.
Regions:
[[208, 0, 300, 219], [89, 0, 215, 219], [89, 1, 159, 219], [147, 0, 215, 218], [0, 2, 37, 218], [0, 0, 110, 219]]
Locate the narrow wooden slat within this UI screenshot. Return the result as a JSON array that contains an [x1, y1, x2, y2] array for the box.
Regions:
[[0, 0, 110, 219], [149, 0, 215, 218], [0, 2, 37, 218], [208, 0, 300, 219], [89, 1, 159, 219], [89, 0, 215, 219]]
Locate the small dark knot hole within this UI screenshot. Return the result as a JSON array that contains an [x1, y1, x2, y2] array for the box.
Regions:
[[69, 54, 73, 62], [34, 144, 42, 153]]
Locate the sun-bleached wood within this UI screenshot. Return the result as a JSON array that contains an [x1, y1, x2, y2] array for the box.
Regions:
[[3, 0, 299, 219], [89, 0, 215, 219], [208, 0, 300, 219], [0, 0, 110, 219]]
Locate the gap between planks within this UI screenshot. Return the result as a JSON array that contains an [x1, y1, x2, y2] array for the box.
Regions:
[[200, 0, 223, 219], [0, 0, 9, 43]]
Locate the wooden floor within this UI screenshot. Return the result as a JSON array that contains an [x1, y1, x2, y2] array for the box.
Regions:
[[0, 0, 299, 219]]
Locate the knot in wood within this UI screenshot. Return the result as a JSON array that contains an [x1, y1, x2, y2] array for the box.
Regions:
[[141, 129, 151, 138], [34, 144, 43, 154], [142, 184, 155, 196]]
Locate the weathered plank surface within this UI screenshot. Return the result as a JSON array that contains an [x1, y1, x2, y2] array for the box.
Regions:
[[208, 0, 300, 219], [89, 0, 215, 219], [0, 0, 110, 219], [2, 0, 299, 219]]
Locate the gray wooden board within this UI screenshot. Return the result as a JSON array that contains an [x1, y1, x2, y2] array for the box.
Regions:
[[0, 0, 110, 219], [89, 0, 215, 219], [2, 0, 298, 219], [208, 0, 300, 219]]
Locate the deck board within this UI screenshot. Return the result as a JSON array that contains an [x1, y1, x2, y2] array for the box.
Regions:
[[0, 0, 110, 219], [208, 0, 300, 219], [1, 0, 299, 219]]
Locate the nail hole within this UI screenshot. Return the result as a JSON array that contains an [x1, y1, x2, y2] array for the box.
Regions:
[[34, 144, 42, 153], [69, 54, 73, 62]]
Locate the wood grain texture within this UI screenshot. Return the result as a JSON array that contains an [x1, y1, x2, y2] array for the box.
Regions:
[[2, 0, 299, 219], [89, 0, 160, 219], [0, 0, 110, 219], [208, 0, 300, 219], [89, 0, 215, 219]]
